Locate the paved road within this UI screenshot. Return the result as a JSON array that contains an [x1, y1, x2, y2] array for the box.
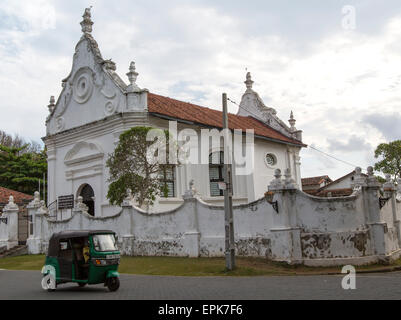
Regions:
[[1, 269, 401, 300]]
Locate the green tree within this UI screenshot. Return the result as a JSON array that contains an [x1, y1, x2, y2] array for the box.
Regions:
[[374, 140, 401, 180], [106, 127, 175, 207], [0, 144, 47, 195]]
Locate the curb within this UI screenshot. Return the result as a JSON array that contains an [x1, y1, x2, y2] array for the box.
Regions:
[[292, 265, 401, 276], [355, 265, 401, 274]]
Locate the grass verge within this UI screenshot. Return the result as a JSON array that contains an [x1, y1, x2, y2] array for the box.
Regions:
[[1, 255, 401, 276]]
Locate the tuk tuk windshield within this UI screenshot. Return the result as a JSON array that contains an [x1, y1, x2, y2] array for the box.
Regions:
[[92, 234, 117, 252]]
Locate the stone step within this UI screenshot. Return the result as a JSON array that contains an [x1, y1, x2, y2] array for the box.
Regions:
[[0, 245, 28, 259]]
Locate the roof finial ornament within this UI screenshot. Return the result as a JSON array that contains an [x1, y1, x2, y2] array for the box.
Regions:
[[244, 72, 254, 90], [80, 7, 94, 34], [289, 110, 296, 131], [48, 96, 55, 113], [126, 61, 140, 92]]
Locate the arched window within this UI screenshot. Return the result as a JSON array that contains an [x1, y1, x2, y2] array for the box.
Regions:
[[79, 184, 95, 216], [209, 151, 225, 197]]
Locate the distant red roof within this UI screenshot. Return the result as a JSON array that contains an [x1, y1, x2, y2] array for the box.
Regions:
[[147, 93, 305, 146], [0, 187, 33, 206], [315, 188, 354, 197], [301, 175, 332, 187]]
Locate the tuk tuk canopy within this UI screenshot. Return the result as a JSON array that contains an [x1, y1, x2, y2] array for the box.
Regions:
[[47, 230, 116, 257]]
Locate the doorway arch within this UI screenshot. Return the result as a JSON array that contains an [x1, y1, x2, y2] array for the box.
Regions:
[[78, 184, 95, 216]]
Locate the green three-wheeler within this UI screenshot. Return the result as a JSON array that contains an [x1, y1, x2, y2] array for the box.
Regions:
[[42, 230, 121, 292]]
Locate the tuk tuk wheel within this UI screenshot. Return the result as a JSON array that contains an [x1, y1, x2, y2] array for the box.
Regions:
[[42, 275, 56, 292], [78, 283, 87, 287], [107, 277, 120, 292]]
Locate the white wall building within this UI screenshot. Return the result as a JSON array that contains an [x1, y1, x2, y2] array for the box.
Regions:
[[44, 8, 305, 217]]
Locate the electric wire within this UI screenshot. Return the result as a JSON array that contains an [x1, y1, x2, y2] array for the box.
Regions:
[[226, 96, 363, 170]]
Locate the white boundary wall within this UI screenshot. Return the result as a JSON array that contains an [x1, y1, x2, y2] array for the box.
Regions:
[[2, 169, 396, 266]]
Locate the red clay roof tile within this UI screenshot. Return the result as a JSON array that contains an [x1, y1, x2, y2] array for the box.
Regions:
[[301, 175, 332, 186], [148, 93, 305, 146], [0, 186, 33, 206], [315, 188, 354, 197]]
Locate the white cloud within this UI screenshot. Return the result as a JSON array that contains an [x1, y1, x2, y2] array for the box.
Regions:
[[0, 1, 400, 180]]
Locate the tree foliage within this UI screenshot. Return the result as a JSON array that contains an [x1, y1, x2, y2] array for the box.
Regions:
[[374, 140, 401, 180], [0, 144, 47, 195], [106, 126, 174, 207]]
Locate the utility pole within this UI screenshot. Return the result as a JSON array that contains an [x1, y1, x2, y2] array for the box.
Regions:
[[222, 93, 235, 270]]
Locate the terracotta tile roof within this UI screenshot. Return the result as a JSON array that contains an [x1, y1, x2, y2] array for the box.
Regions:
[[0, 187, 33, 207], [315, 188, 354, 197], [301, 175, 332, 186], [147, 93, 305, 146]]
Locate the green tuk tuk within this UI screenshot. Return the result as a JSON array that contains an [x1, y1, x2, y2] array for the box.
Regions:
[[42, 230, 120, 292]]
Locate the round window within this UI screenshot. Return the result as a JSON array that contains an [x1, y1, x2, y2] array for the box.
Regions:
[[265, 153, 277, 166]]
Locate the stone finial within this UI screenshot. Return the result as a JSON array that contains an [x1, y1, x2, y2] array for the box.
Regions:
[[183, 179, 196, 199], [80, 7, 94, 34], [37, 200, 48, 214], [126, 61, 140, 92], [122, 188, 133, 206], [127, 62, 139, 85], [274, 169, 282, 180], [48, 96, 55, 113], [268, 169, 284, 191], [284, 168, 297, 189], [244, 72, 254, 90], [352, 166, 366, 190], [383, 174, 395, 197], [366, 166, 380, 187], [4, 195, 18, 211], [28, 191, 41, 208], [288, 111, 296, 132], [76, 196, 89, 212]]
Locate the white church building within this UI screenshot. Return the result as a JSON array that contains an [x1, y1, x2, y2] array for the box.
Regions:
[[44, 8, 305, 217]]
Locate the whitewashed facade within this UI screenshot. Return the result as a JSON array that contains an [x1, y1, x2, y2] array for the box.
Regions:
[[44, 9, 304, 217]]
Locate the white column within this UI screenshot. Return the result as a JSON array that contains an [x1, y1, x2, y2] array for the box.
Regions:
[[0, 196, 19, 250], [46, 141, 57, 205], [268, 169, 302, 263], [364, 167, 388, 257], [183, 182, 200, 258]]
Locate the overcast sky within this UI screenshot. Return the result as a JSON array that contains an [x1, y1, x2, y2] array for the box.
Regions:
[[0, 0, 400, 180]]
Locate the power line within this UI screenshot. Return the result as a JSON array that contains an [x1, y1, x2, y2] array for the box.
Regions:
[[227, 96, 362, 170], [308, 145, 361, 169]]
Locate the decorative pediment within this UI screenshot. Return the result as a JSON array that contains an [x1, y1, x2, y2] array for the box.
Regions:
[[237, 72, 301, 141], [45, 8, 129, 136], [64, 141, 104, 166], [43, 8, 149, 137]]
